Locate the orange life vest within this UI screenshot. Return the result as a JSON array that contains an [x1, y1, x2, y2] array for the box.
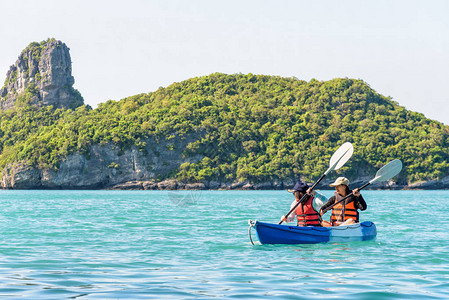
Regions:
[[330, 192, 359, 226], [295, 195, 321, 226]]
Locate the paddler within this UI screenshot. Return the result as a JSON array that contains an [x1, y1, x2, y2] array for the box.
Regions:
[[280, 181, 327, 226], [320, 177, 367, 226]]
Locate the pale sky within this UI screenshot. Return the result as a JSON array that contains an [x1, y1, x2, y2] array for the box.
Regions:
[[1, 0, 448, 124]]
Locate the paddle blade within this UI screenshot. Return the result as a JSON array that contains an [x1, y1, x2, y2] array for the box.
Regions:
[[325, 142, 354, 175], [369, 159, 403, 184]]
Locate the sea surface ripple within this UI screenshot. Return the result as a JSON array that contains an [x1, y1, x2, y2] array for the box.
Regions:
[[0, 190, 448, 299]]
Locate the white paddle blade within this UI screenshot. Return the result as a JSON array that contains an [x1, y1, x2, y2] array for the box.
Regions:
[[324, 142, 354, 175], [369, 159, 403, 184]]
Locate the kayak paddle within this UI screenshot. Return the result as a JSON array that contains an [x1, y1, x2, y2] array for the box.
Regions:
[[279, 142, 354, 224], [321, 159, 403, 214]]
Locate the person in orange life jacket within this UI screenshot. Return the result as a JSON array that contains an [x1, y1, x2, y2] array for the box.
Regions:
[[280, 181, 327, 226], [319, 177, 367, 226]]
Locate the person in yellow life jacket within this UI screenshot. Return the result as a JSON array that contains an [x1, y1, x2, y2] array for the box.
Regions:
[[280, 181, 327, 227], [319, 177, 367, 226]]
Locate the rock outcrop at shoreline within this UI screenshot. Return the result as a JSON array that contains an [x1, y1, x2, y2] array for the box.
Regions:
[[0, 150, 435, 190], [108, 177, 448, 190], [0, 133, 409, 189], [0, 132, 440, 190], [107, 178, 425, 190], [0, 134, 201, 189]]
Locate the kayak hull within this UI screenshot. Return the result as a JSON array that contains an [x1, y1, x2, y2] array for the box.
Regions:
[[253, 221, 377, 244]]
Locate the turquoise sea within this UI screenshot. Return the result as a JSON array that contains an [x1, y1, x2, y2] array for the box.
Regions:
[[0, 190, 448, 299]]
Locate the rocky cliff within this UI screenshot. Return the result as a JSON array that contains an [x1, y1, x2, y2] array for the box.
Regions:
[[0, 139, 420, 190], [0, 134, 203, 189], [0, 39, 83, 110]]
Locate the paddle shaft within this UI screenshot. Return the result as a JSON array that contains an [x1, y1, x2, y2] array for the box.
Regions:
[[279, 174, 326, 224], [321, 181, 371, 214]]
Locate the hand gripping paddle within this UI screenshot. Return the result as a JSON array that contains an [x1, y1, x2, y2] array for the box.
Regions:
[[321, 159, 403, 214]]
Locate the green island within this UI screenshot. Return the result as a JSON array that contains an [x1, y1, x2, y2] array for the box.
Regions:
[[2, 71, 449, 187]]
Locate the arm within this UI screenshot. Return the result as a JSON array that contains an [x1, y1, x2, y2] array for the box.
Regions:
[[320, 196, 335, 215], [281, 199, 298, 223], [355, 194, 367, 211]]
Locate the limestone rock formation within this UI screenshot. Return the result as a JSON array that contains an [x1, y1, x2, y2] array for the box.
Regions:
[[0, 38, 83, 110], [0, 134, 202, 189]]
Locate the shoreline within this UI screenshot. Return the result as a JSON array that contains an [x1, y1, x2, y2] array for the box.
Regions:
[[1, 179, 445, 190]]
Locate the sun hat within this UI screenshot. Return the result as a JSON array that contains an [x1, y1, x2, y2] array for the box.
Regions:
[[287, 181, 309, 193], [329, 177, 350, 187]]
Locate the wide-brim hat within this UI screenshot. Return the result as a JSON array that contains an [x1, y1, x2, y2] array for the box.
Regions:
[[287, 181, 309, 193], [329, 177, 349, 187]]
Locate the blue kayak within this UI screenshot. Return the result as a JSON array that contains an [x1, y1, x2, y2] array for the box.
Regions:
[[248, 220, 377, 245]]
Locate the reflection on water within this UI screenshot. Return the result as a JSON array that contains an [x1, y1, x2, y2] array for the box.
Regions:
[[167, 190, 202, 206]]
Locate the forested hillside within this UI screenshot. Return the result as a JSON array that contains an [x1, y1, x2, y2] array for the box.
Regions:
[[2, 73, 449, 187]]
